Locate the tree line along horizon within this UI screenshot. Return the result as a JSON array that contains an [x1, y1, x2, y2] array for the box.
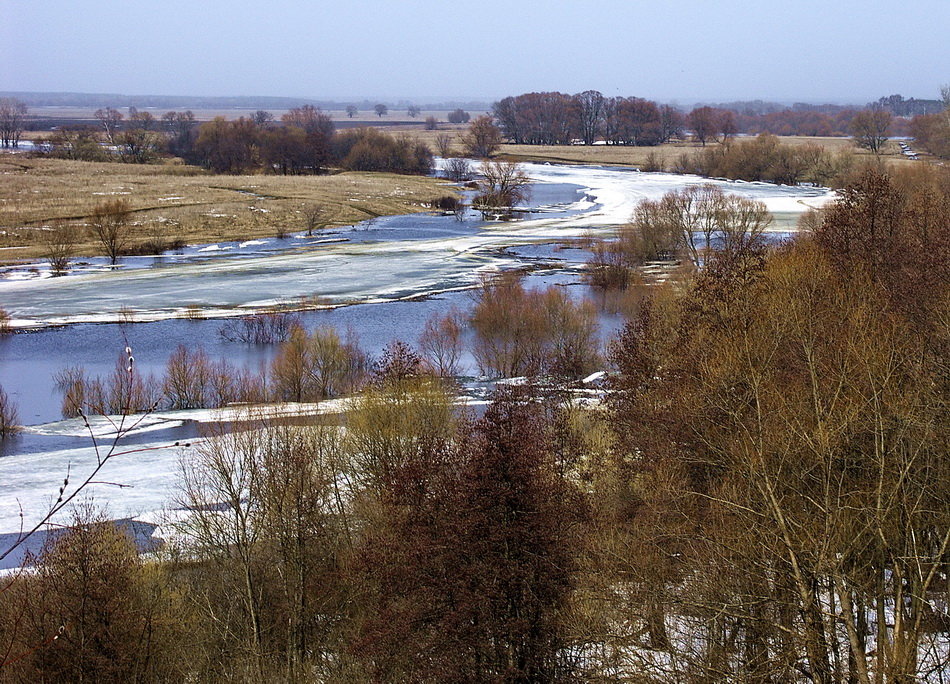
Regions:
[[1, 87, 948, 169]]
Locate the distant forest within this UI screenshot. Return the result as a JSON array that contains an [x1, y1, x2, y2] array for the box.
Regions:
[[0, 91, 492, 113]]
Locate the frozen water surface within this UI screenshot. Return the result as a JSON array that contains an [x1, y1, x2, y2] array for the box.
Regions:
[[0, 164, 834, 328]]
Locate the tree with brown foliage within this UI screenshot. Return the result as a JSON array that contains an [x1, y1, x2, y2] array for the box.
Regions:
[[598, 166, 950, 681], [461, 114, 503, 158], [7, 508, 187, 681], [850, 106, 892, 154], [688, 105, 718, 146], [88, 198, 132, 265], [576, 89, 605, 145], [447, 390, 580, 680], [42, 221, 77, 274]]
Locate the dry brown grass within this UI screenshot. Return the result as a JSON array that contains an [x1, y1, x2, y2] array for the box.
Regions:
[[0, 155, 455, 261], [387, 127, 918, 168], [493, 136, 916, 169]]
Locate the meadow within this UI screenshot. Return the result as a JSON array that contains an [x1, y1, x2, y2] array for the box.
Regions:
[[0, 155, 455, 261]]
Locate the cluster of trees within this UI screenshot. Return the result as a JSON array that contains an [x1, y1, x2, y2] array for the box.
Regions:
[[909, 86, 950, 159], [54, 273, 606, 420], [673, 134, 855, 185], [488, 91, 938, 146], [55, 324, 367, 418], [470, 273, 602, 378], [592, 164, 950, 681], [587, 184, 771, 290], [1, 368, 587, 680], [332, 128, 433, 175], [34, 104, 436, 176], [874, 93, 945, 116], [493, 91, 684, 146], [0, 97, 28, 148], [35, 106, 198, 163], [489, 91, 889, 147], [190, 109, 433, 175]]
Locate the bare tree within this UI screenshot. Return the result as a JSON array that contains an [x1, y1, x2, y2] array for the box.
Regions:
[[576, 90, 605, 145], [252, 109, 273, 126], [374, 103, 388, 118], [116, 126, 164, 163], [419, 309, 464, 376], [94, 107, 124, 145], [444, 157, 473, 182], [345, 105, 358, 118], [0, 98, 28, 148], [435, 132, 454, 158], [472, 160, 530, 218], [460, 115, 502, 158], [42, 221, 77, 274], [850, 107, 892, 154], [88, 199, 132, 265], [688, 106, 717, 146], [407, 105, 421, 118], [0, 385, 18, 436], [303, 203, 324, 236]]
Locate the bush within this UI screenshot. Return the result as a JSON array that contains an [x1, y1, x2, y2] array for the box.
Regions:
[[447, 108, 470, 124], [419, 309, 465, 377], [333, 128, 433, 175], [0, 308, 10, 335], [471, 272, 601, 379], [424, 116, 439, 130], [429, 195, 463, 213], [270, 326, 368, 402], [0, 385, 18, 436], [681, 134, 852, 186], [219, 312, 302, 344]]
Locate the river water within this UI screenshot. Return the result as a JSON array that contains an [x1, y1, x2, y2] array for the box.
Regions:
[[0, 163, 836, 553]]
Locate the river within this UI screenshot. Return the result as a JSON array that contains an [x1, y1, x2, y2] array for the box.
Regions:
[[0, 162, 836, 559]]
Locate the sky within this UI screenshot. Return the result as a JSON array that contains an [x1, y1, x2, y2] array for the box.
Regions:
[[1, 0, 947, 105]]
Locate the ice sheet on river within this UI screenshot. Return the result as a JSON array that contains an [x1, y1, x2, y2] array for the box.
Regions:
[[0, 164, 836, 327]]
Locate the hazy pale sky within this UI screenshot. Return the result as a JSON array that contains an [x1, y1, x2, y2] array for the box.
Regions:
[[2, 0, 947, 103]]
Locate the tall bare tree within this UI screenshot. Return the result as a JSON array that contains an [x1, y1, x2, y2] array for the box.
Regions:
[[460, 115, 502, 158], [88, 199, 132, 264], [0, 98, 28, 148], [94, 107, 124, 145], [850, 107, 892, 154]]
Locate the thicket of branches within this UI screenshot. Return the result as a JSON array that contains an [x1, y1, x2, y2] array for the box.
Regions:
[[33, 104, 435, 176]]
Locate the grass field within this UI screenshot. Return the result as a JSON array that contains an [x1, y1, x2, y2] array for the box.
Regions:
[[0, 156, 456, 262], [496, 137, 916, 169], [383, 125, 922, 170]]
